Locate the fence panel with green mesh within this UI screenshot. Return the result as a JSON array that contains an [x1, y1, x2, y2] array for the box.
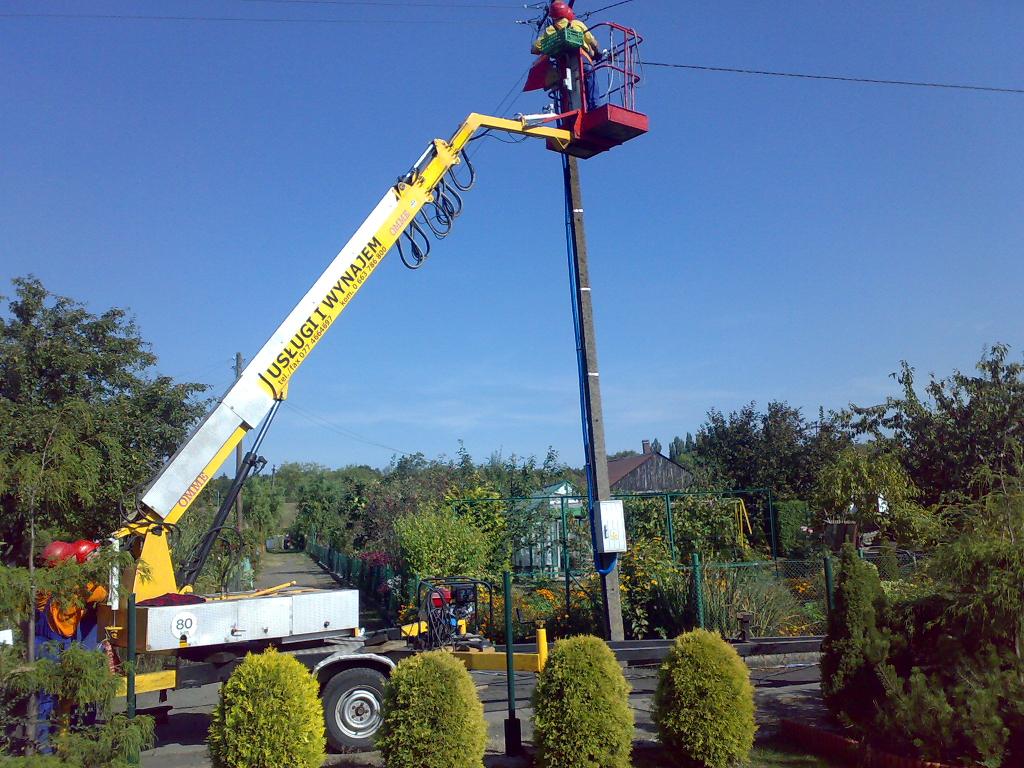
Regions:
[[307, 489, 923, 641]]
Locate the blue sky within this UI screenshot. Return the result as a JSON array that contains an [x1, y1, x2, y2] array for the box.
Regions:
[[2, 1, 1023, 471]]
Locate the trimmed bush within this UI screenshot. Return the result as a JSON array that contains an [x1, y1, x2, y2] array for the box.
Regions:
[[820, 543, 890, 726], [532, 635, 633, 768], [376, 650, 486, 768], [208, 648, 324, 768], [652, 629, 755, 768]]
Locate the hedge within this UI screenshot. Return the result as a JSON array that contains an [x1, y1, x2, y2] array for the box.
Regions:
[[376, 650, 486, 768], [652, 629, 755, 768], [207, 648, 324, 768], [532, 635, 633, 768]]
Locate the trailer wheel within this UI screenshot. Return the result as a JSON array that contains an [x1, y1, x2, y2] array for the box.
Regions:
[[322, 666, 387, 752]]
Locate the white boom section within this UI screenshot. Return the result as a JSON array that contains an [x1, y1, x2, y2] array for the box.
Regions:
[[140, 190, 401, 522]]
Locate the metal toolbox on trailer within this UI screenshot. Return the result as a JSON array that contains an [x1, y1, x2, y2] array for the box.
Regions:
[[100, 588, 360, 652]]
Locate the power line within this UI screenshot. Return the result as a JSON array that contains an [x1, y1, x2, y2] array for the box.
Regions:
[[581, 0, 636, 18], [0, 12, 510, 25], [232, 0, 520, 7], [492, 66, 531, 116], [287, 402, 415, 456], [642, 61, 1024, 95]]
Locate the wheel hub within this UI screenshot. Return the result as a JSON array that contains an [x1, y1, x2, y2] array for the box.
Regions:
[[335, 687, 382, 739]]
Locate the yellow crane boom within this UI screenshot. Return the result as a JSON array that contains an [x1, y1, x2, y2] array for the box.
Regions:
[[119, 114, 571, 600]]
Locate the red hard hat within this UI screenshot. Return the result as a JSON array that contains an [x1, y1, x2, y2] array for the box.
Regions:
[[549, 1, 574, 21], [71, 539, 101, 564], [41, 540, 74, 566]]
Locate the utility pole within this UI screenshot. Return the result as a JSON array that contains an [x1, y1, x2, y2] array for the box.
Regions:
[[563, 154, 625, 641], [234, 353, 244, 533]]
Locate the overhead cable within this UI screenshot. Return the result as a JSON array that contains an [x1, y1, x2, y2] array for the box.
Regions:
[[581, 0, 636, 19], [287, 403, 415, 457], [0, 12, 510, 25], [232, 0, 519, 7], [642, 61, 1024, 95]]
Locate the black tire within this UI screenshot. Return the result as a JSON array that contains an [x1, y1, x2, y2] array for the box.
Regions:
[[321, 666, 387, 752]]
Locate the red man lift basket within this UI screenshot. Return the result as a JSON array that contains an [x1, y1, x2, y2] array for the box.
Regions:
[[525, 22, 649, 158]]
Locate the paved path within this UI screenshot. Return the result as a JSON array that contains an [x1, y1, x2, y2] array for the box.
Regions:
[[140, 553, 828, 767], [258, 551, 339, 590]]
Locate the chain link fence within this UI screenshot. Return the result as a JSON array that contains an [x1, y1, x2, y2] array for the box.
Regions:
[[309, 490, 923, 641]]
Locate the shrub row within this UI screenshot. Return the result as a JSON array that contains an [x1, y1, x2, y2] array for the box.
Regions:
[[209, 630, 755, 768], [377, 630, 754, 768]]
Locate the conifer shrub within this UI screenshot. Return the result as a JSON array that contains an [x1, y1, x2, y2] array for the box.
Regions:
[[651, 629, 755, 768], [531, 635, 633, 768], [375, 650, 486, 768], [207, 648, 324, 768], [820, 543, 890, 726]]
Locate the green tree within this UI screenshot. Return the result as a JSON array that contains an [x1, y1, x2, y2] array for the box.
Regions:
[[443, 482, 509, 574], [244, 479, 284, 543], [848, 344, 1024, 505], [532, 636, 633, 768], [813, 447, 935, 543], [929, 465, 1024, 662], [668, 436, 686, 463], [208, 649, 324, 768], [377, 651, 486, 768], [824, 468, 1024, 765], [0, 277, 205, 563], [0, 551, 154, 761], [695, 401, 848, 499], [607, 449, 639, 460], [394, 507, 491, 580]]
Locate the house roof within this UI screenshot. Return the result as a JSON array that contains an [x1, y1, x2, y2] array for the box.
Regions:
[[514, 480, 582, 516], [533, 481, 575, 498], [607, 453, 651, 486], [607, 447, 693, 489]]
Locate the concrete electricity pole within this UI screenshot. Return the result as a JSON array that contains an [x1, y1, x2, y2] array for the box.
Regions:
[[563, 155, 625, 641]]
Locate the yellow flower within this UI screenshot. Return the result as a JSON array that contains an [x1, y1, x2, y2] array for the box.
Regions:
[[651, 579, 658, 586]]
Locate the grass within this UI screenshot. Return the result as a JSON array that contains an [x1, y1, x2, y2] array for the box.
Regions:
[[749, 743, 839, 767], [629, 738, 843, 768]]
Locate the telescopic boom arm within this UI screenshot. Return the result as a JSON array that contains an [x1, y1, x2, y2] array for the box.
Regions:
[[119, 114, 571, 599]]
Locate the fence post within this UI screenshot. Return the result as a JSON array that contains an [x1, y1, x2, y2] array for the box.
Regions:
[[664, 494, 676, 561], [126, 592, 139, 765], [503, 570, 521, 755], [561, 498, 570, 621], [691, 552, 705, 630], [823, 555, 835, 615], [768, 487, 778, 561]]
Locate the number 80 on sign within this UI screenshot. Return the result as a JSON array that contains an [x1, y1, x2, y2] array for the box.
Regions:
[[172, 611, 198, 641]]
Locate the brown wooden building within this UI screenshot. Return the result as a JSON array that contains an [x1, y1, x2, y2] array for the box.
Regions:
[[607, 440, 694, 493]]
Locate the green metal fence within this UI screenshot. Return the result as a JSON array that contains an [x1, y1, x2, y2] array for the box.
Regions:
[[309, 490, 922, 641], [308, 535, 843, 640], [453, 490, 779, 580], [307, 541, 407, 625]]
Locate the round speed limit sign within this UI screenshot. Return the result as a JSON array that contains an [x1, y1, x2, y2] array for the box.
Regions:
[[171, 611, 198, 641]]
